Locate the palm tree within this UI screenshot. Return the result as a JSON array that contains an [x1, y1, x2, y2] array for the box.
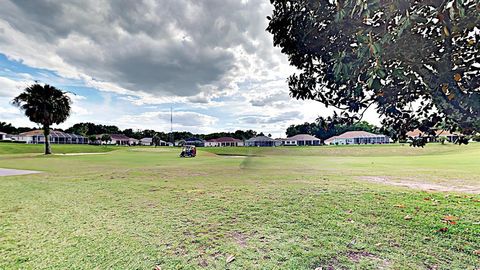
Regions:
[[12, 84, 71, 155]]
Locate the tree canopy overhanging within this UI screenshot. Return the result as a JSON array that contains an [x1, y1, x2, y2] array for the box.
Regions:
[[267, 0, 480, 141]]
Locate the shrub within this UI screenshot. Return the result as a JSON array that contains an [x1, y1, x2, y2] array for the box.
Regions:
[[439, 137, 447, 145]]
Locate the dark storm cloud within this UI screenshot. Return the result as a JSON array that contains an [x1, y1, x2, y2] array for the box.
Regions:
[[0, 0, 277, 98]]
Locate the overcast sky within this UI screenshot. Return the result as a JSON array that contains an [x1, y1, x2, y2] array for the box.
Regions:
[[0, 0, 379, 137]]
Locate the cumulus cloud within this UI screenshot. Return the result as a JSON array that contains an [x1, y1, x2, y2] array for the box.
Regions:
[[0, 76, 29, 98], [0, 0, 286, 102], [65, 93, 92, 116], [250, 93, 290, 107], [238, 111, 303, 125], [119, 110, 217, 128]]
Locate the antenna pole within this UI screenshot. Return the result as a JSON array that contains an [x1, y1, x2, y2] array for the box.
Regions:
[[170, 107, 173, 145]]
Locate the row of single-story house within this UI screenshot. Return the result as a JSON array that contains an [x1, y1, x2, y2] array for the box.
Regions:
[[175, 132, 390, 147], [1, 128, 466, 147], [93, 134, 172, 146], [1, 129, 175, 146], [139, 137, 171, 146], [2, 130, 141, 146], [406, 129, 460, 143], [323, 129, 462, 145], [94, 134, 137, 145], [5, 130, 89, 144], [244, 132, 390, 147]]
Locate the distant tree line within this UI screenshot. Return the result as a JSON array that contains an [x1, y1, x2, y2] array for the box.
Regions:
[[0, 122, 34, 135], [64, 123, 264, 142], [1, 121, 264, 143]]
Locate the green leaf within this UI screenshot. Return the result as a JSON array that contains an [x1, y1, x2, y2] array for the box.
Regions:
[[334, 62, 342, 79], [373, 43, 381, 55], [371, 78, 382, 90], [366, 77, 374, 88], [377, 69, 386, 79]]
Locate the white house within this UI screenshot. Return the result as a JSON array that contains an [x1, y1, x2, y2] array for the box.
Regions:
[[128, 138, 139, 145], [245, 136, 281, 147], [140, 137, 153, 146], [18, 130, 88, 144], [0, 132, 6, 140], [324, 136, 337, 145], [283, 134, 321, 146], [325, 131, 389, 145]]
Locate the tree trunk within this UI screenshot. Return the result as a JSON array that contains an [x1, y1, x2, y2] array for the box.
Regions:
[[44, 125, 52, 155]]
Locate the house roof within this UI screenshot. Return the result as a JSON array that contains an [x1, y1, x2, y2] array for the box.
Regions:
[[0, 131, 6, 135], [207, 137, 241, 143], [185, 137, 204, 142], [287, 134, 320, 141], [20, 130, 85, 138], [324, 136, 337, 143], [245, 136, 277, 142], [110, 134, 131, 140], [331, 131, 387, 139], [406, 129, 423, 137], [435, 130, 459, 136], [20, 130, 44, 136], [140, 137, 153, 142], [406, 129, 459, 138]]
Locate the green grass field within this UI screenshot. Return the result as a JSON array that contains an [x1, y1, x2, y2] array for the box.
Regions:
[[0, 143, 119, 155], [0, 143, 479, 269]]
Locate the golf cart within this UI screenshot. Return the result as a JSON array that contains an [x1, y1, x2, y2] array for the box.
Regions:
[[180, 145, 196, 158]]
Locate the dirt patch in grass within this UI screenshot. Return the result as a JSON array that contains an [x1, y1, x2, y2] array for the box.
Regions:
[[347, 251, 391, 269], [359, 176, 480, 194], [318, 251, 391, 269], [198, 258, 209, 268], [230, 231, 248, 247]]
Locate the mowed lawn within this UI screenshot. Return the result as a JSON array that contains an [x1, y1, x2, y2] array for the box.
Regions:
[[0, 143, 479, 269]]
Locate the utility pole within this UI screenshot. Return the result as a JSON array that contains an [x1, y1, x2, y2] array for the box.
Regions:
[[170, 107, 173, 146]]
